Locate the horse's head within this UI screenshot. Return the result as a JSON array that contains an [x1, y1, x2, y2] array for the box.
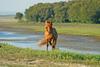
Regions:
[[45, 20, 52, 28]]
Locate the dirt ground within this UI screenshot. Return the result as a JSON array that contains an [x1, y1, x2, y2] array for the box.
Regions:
[[0, 59, 99, 67]]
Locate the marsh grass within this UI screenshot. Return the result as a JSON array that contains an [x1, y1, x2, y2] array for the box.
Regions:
[[0, 22, 100, 37], [55, 23, 100, 37], [0, 43, 100, 66]]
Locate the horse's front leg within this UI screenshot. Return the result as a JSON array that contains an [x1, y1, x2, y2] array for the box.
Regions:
[[47, 42, 49, 51], [52, 39, 56, 50]]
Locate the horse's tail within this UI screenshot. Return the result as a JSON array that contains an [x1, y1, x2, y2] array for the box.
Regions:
[[38, 38, 47, 46]]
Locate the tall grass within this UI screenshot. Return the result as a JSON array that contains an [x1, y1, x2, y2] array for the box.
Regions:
[[55, 23, 100, 36], [0, 43, 100, 65]]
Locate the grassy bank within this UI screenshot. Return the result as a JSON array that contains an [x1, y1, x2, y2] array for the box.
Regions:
[[0, 22, 100, 37], [0, 43, 100, 67], [55, 23, 100, 37]]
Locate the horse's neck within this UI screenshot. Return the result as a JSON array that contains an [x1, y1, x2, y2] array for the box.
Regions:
[[45, 26, 52, 32]]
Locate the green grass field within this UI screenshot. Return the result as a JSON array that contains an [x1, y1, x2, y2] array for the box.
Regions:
[[0, 43, 100, 67], [55, 23, 100, 37]]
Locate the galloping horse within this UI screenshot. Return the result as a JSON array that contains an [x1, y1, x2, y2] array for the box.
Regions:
[[39, 20, 58, 50]]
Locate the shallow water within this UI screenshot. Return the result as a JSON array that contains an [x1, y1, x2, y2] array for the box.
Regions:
[[0, 31, 100, 54]]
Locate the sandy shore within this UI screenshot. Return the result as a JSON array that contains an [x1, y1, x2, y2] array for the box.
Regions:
[[0, 59, 93, 67]]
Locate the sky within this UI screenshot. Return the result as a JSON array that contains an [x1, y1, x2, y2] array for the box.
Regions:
[[0, 0, 67, 15]]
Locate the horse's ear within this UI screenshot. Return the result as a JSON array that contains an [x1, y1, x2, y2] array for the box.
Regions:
[[50, 21, 53, 25], [45, 20, 53, 27]]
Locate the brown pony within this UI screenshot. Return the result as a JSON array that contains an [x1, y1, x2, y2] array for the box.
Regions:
[[39, 20, 58, 50]]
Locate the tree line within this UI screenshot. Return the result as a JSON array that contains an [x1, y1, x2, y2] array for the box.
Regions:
[[16, 0, 100, 23]]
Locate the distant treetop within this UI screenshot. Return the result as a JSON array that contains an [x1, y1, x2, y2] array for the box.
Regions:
[[24, 0, 100, 23]]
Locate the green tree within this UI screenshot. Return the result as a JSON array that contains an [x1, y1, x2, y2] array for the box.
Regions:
[[67, 0, 100, 23], [24, 0, 100, 23], [15, 12, 23, 20]]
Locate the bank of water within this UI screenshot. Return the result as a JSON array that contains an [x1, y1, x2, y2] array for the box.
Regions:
[[0, 31, 100, 54]]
